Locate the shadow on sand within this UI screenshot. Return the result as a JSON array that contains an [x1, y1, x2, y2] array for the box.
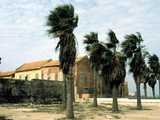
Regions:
[[0, 116, 13, 120]]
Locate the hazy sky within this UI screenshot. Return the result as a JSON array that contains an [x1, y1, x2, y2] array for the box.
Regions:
[[0, 0, 160, 95]]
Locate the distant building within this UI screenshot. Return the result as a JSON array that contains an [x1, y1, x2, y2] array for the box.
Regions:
[[0, 71, 15, 78], [0, 56, 94, 99], [15, 60, 50, 80], [0, 55, 128, 99]]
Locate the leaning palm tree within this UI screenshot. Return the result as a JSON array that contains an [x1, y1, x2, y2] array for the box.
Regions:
[[84, 30, 126, 112], [110, 53, 126, 112], [47, 4, 78, 119], [157, 68, 160, 97], [143, 66, 150, 98], [140, 51, 150, 98], [84, 32, 102, 107], [148, 54, 159, 98], [105, 30, 126, 112], [158, 68, 160, 97], [122, 32, 145, 110], [148, 73, 157, 98]]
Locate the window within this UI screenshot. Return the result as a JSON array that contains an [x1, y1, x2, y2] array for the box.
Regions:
[[41, 72, 44, 79], [35, 73, 39, 79], [25, 75, 28, 80], [19, 75, 22, 79], [79, 72, 86, 85], [55, 73, 58, 80], [47, 76, 50, 80], [50, 73, 55, 80], [58, 71, 63, 81]]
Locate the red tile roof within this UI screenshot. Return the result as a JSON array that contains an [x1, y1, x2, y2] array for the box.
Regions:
[[0, 71, 15, 77], [15, 55, 88, 72], [42, 60, 59, 67], [16, 60, 51, 72]]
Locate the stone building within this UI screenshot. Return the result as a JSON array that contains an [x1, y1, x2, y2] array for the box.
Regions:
[[0, 71, 15, 78], [13, 56, 94, 99], [15, 60, 50, 80], [0, 55, 128, 99]]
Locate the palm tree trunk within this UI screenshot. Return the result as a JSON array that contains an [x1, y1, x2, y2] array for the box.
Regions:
[[71, 75, 75, 102], [136, 77, 142, 110], [112, 85, 119, 112], [144, 83, 147, 98], [66, 67, 74, 119], [105, 74, 111, 97], [62, 74, 67, 109], [100, 75, 103, 97], [102, 76, 107, 97], [152, 87, 155, 99], [93, 70, 97, 107], [159, 80, 160, 97]]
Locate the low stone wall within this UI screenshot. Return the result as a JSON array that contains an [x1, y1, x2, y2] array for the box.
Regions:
[[88, 98, 160, 103], [0, 78, 63, 103]]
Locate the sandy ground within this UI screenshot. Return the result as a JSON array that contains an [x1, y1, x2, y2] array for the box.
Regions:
[[0, 101, 160, 120]]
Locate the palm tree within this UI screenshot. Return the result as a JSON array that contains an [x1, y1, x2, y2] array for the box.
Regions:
[[122, 32, 145, 110], [84, 32, 102, 107], [141, 51, 150, 98], [143, 66, 150, 98], [92, 30, 126, 112], [47, 4, 78, 119], [105, 30, 126, 112], [148, 73, 157, 98], [148, 54, 159, 98], [158, 68, 160, 97], [84, 30, 126, 112]]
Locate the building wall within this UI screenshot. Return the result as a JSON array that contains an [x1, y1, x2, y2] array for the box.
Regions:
[[15, 69, 42, 80], [6, 57, 128, 99], [121, 82, 129, 97], [75, 57, 94, 98], [0, 76, 13, 79], [41, 66, 63, 81]]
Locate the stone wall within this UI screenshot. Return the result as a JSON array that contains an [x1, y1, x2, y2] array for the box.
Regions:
[[0, 78, 63, 103]]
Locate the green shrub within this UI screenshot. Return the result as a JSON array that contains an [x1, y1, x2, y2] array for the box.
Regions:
[[0, 78, 63, 103]]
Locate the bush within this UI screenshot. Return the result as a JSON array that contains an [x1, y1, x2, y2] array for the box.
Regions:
[[0, 78, 63, 103], [31, 80, 63, 104]]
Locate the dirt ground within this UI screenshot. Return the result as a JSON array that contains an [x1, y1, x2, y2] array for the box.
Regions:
[[0, 102, 160, 120]]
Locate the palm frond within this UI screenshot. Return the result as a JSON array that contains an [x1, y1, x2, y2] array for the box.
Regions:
[[47, 4, 78, 74], [148, 54, 159, 75], [47, 4, 78, 37]]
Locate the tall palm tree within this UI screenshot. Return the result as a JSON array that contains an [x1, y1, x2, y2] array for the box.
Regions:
[[100, 44, 113, 97], [104, 30, 126, 112], [148, 73, 157, 98], [111, 53, 126, 112], [141, 51, 150, 98], [122, 32, 145, 110], [158, 68, 160, 97], [143, 66, 150, 98], [47, 4, 78, 119], [148, 54, 159, 98], [84, 30, 126, 112], [84, 32, 102, 107]]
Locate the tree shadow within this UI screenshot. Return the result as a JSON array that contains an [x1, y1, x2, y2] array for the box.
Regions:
[[0, 116, 13, 120], [128, 106, 152, 111]]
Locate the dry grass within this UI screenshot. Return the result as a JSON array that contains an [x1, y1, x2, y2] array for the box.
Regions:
[[0, 102, 159, 120]]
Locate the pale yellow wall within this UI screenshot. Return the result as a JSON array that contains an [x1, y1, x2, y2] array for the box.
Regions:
[[0, 76, 13, 79], [15, 69, 42, 80], [41, 67, 62, 81], [15, 68, 63, 81], [42, 72, 56, 80], [58, 71, 63, 81]]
